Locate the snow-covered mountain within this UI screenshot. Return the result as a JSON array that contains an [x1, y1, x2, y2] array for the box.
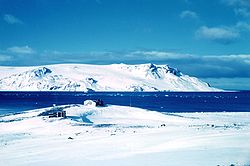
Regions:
[[0, 63, 221, 91]]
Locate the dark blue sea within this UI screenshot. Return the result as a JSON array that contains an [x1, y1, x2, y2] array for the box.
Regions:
[[0, 91, 250, 115]]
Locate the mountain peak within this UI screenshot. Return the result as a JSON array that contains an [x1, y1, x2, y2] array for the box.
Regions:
[[32, 67, 52, 78], [165, 65, 181, 77]]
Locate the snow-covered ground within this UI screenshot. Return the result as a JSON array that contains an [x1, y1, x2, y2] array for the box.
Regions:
[[0, 104, 249, 166], [0, 63, 221, 91]]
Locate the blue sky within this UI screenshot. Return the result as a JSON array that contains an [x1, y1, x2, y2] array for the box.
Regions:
[[1, 0, 250, 90]]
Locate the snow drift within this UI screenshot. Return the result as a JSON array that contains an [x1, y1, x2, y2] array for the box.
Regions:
[[0, 104, 250, 166]]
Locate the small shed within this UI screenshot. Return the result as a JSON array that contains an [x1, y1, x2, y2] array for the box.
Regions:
[[48, 110, 66, 118], [38, 106, 67, 118]]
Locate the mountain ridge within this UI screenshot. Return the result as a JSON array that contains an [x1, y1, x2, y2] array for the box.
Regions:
[[0, 63, 221, 91]]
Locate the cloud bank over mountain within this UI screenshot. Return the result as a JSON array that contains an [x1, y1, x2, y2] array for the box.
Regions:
[[1, 49, 249, 79]]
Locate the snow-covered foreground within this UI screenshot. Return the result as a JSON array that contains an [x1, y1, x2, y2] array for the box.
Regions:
[[0, 104, 250, 166]]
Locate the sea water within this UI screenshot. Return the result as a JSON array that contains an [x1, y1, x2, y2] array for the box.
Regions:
[[0, 91, 250, 115]]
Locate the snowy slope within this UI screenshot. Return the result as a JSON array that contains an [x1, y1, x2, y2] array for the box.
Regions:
[[0, 63, 221, 91], [0, 104, 250, 166]]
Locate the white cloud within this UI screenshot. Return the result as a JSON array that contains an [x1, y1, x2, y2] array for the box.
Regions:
[[180, 10, 198, 19], [236, 21, 250, 30], [196, 26, 239, 44], [0, 54, 12, 62], [3, 14, 23, 24], [131, 51, 192, 59], [133, 51, 250, 63], [7, 46, 35, 54], [222, 0, 250, 7], [234, 8, 250, 17], [207, 54, 250, 62], [127, 51, 250, 78], [2, 49, 250, 79]]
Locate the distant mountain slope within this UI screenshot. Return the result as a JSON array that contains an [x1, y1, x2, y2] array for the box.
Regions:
[[0, 63, 221, 91]]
